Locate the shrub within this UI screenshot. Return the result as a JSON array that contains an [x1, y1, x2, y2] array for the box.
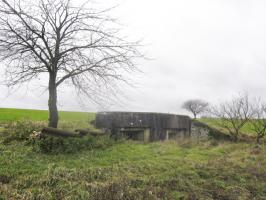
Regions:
[[34, 135, 115, 154], [1, 119, 115, 154], [2, 120, 45, 144]]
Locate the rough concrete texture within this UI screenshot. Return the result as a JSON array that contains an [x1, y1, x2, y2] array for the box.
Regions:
[[96, 112, 191, 142], [190, 122, 209, 139]]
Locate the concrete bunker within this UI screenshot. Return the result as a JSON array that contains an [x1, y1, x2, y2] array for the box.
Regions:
[[95, 112, 191, 142]]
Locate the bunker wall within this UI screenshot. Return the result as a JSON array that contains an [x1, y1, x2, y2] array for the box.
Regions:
[[95, 112, 191, 142]]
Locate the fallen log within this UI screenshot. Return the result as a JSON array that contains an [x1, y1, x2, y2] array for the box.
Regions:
[[75, 129, 89, 136], [41, 127, 82, 138], [88, 131, 106, 137], [75, 129, 106, 137]]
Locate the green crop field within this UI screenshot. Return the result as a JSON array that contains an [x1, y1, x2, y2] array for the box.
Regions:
[[0, 108, 95, 122], [0, 108, 95, 130]]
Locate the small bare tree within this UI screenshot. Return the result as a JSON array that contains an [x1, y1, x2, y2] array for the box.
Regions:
[[211, 94, 254, 141], [182, 99, 209, 119], [0, 0, 142, 128], [250, 100, 266, 144]]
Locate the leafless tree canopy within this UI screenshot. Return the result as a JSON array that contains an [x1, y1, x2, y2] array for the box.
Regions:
[[211, 94, 254, 141], [250, 100, 266, 144], [0, 0, 142, 127], [182, 99, 209, 119]]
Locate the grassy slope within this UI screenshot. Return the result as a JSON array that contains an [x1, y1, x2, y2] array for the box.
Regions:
[[198, 118, 256, 136], [0, 109, 265, 199], [0, 138, 265, 199]]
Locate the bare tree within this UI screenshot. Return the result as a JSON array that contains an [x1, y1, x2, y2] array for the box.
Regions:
[[182, 99, 209, 119], [211, 94, 254, 141], [0, 0, 142, 128], [250, 100, 266, 144]]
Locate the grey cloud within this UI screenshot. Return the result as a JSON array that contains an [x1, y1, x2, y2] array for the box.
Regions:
[[1, 0, 266, 115]]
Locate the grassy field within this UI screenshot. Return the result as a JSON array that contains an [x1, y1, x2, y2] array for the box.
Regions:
[[0, 137, 265, 199], [0, 108, 265, 199], [0, 108, 257, 135], [0, 108, 95, 122], [198, 118, 256, 136], [0, 108, 95, 130]]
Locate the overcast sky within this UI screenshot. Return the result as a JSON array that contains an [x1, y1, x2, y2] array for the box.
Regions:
[[1, 0, 266, 115]]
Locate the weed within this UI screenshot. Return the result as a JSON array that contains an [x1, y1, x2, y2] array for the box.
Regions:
[[34, 135, 115, 154], [1, 120, 45, 144]]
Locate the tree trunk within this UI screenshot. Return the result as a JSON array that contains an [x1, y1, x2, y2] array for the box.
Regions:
[[48, 73, 58, 128], [233, 131, 238, 142], [193, 113, 197, 119], [256, 136, 260, 144]]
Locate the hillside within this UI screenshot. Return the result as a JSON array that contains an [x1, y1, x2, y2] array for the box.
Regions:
[[0, 108, 265, 199], [198, 118, 257, 136]]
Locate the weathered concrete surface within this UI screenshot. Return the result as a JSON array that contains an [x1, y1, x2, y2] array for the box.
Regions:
[[190, 122, 209, 139], [96, 112, 191, 142], [191, 120, 231, 140]]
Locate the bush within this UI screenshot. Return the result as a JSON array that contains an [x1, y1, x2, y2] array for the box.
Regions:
[[1, 119, 115, 154], [2, 120, 45, 144], [34, 135, 115, 154]]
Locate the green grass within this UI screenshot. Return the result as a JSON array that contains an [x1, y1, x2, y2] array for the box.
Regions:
[[0, 136, 265, 199], [199, 118, 256, 136], [0, 107, 95, 122], [0, 108, 95, 130], [0, 109, 265, 199]]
